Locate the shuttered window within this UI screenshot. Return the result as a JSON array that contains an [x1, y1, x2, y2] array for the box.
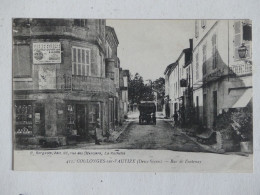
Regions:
[[72, 46, 91, 76], [13, 45, 31, 78]]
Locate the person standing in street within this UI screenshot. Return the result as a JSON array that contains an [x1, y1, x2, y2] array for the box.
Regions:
[[173, 111, 179, 127]]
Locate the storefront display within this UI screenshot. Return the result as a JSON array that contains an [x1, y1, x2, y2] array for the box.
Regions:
[[67, 104, 75, 134], [15, 102, 33, 135]]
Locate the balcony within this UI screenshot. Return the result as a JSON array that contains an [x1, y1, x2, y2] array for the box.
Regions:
[[229, 62, 252, 76], [62, 75, 116, 96]]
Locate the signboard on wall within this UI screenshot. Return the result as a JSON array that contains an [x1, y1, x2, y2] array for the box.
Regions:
[[33, 42, 61, 64], [38, 65, 56, 89]]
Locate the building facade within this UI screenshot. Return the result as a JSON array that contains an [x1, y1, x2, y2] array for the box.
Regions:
[[164, 40, 193, 123], [13, 19, 128, 146], [192, 20, 252, 128], [119, 69, 130, 121]]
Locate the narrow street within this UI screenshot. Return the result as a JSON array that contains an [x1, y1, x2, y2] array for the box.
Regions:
[[77, 113, 206, 152], [116, 119, 206, 152]]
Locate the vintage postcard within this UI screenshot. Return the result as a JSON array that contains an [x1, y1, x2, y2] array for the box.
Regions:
[[13, 19, 253, 172]]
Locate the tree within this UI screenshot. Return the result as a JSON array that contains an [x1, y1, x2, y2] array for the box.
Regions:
[[128, 73, 155, 104], [151, 77, 165, 100]]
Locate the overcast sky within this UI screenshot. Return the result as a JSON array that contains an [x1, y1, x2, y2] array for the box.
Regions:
[[106, 20, 194, 81]]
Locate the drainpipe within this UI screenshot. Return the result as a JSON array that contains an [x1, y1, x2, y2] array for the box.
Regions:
[[228, 20, 230, 81]]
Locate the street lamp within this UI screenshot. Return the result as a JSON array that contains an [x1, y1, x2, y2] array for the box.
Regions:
[[238, 43, 252, 65], [238, 43, 248, 59]]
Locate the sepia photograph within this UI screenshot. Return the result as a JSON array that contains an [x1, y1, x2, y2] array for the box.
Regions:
[[12, 19, 253, 172]]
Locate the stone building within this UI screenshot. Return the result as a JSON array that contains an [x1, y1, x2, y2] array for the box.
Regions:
[[192, 20, 252, 128], [13, 19, 128, 146], [164, 40, 193, 122], [119, 69, 130, 120]]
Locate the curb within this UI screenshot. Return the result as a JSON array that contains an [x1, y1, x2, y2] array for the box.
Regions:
[[109, 120, 133, 142]]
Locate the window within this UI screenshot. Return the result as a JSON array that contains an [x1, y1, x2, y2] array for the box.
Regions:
[[15, 101, 33, 134], [195, 53, 199, 80], [234, 21, 252, 60], [243, 24, 252, 41], [72, 46, 91, 76], [212, 34, 217, 69], [201, 20, 207, 29], [195, 20, 199, 38], [202, 44, 207, 74], [13, 45, 31, 78], [74, 19, 87, 27]]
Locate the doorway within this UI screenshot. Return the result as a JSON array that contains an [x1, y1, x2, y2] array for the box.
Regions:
[[213, 91, 218, 127], [76, 104, 87, 139]]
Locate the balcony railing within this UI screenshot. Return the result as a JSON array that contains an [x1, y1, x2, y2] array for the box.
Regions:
[[229, 62, 252, 76], [62, 75, 116, 95]]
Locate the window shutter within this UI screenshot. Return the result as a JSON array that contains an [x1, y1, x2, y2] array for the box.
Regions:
[[13, 45, 31, 77], [234, 21, 242, 60]]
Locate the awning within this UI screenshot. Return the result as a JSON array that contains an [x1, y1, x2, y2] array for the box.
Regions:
[[232, 88, 252, 108]]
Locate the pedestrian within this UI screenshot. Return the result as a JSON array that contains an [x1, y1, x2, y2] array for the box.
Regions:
[[94, 119, 101, 145], [173, 111, 178, 126]]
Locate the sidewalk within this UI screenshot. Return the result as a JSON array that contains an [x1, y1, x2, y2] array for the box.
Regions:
[[108, 120, 133, 142], [166, 119, 225, 154]]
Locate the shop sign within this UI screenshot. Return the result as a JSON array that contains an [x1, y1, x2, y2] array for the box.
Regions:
[[33, 42, 61, 64]]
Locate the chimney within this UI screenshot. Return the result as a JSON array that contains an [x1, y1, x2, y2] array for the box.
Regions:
[[189, 39, 193, 50]]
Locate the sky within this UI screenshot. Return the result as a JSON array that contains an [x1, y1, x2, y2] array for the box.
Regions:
[[106, 20, 194, 81]]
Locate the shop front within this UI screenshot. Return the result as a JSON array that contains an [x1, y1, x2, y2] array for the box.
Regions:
[[66, 102, 101, 142]]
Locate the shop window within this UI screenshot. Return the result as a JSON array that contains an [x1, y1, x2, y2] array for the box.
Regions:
[[14, 101, 33, 135], [67, 104, 75, 133], [72, 46, 91, 76], [13, 45, 31, 78]]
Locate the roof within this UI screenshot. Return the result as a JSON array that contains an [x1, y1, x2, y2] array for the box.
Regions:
[[105, 26, 119, 45], [164, 62, 178, 75]]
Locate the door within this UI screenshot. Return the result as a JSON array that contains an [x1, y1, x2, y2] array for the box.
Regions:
[[203, 94, 207, 127], [196, 96, 199, 122], [213, 91, 218, 127], [76, 105, 87, 138], [34, 103, 45, 136], [88, 103, 99, 136]]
